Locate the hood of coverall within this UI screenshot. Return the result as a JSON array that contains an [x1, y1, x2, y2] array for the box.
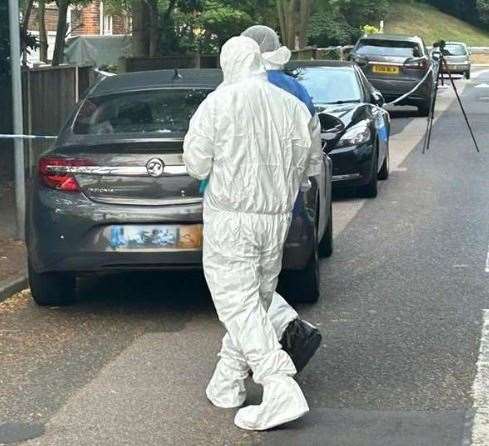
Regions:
[[241, 25, 292, 70], [220, 36, 267, 85]]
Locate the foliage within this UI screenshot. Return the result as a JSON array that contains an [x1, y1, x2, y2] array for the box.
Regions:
[[307, 9, 359, 46], [384, 1, 489, 46], [0, 2, 9, 76], [308, 0, 391, 47], [424, 0, 489, 27], [362, 24, 380, 35]]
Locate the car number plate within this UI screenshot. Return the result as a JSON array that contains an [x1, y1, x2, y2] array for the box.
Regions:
[[372, 65, 400, 75], [109, 224, 203, 251]]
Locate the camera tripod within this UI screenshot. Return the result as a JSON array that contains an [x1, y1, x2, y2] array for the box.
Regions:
[[422, 42, 480, 154]]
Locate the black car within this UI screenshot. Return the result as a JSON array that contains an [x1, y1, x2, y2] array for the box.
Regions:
[[289, 60, 390, 198], [350, 34, 434, 116], [27, 69, 335, 306]]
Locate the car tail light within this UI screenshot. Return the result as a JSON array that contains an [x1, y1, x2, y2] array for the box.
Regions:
[[404, 58, 428, 70], [38, 156, 94, 192]]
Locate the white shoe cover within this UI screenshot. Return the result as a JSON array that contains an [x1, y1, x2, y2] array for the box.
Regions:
[[206, 361, 247, 409], [234, 375, 309, 431]]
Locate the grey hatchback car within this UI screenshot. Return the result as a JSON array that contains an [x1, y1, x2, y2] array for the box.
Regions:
[[27, 69, 334, 306], [351, 34, 434, 115]]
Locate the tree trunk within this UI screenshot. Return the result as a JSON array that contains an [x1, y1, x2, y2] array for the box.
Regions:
[[132, 0, 150, 57], [286, 0, 298, 49], [39, 0, 48, 62], [276, 0, 287, 46], [148, 0, 160, 57], [51, 0, 68, 66], [21, 0, 35, 37], [298, 0, 312, 49]]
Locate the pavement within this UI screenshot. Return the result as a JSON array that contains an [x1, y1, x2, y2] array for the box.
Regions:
[[1, 68, 489, 446]]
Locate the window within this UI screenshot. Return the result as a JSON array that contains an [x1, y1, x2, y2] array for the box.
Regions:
[[73, 89, 211, 136], [445, 44, 467, 56], [103, 15, 113, 35], [294, 67, 362, 105], [356, 39, 423, 58]]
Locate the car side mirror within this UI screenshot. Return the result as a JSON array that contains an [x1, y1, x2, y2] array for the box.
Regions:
[[319, 113, 345, 151], [371, 90, 385, 107]]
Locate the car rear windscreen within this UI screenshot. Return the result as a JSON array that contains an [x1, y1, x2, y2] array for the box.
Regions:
[[356, 39, 423, 58], [294, 67, 362, 105], [445, 44, 467, 56], [73, 89, 211, 135]]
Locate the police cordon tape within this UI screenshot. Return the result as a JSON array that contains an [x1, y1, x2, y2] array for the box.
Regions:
[[0, 134, 57, 140], [385, 63, 436, 106]]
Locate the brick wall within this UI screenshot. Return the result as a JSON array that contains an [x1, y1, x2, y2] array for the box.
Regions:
[[28, 1, 129, 37], [72, 0, 101, 36], [28, 5, 58, 33]]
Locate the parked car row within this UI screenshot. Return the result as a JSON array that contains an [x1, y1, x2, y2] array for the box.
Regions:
[[28, 33, 467, 307]]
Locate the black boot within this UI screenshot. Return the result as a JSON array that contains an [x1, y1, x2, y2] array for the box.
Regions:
[[280, 319, 322, 373]]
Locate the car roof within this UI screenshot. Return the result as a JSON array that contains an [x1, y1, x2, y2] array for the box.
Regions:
[[88, 69, 223, 97], [287, 60, 355, 69], [359, 33, 422, 43]]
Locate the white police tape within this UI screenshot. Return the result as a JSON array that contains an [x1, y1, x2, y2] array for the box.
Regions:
[[385, 63, 436, 106], [0, 134, 57, 140]]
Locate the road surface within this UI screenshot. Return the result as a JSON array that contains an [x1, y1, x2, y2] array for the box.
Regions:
[[1, 68, 489, 446]]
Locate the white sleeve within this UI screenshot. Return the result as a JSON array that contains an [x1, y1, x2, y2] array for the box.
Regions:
[[305, 113, 323, 178], [183, 98, 215, 180]]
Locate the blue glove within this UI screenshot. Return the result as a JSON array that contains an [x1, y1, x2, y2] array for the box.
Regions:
[[199, 179, 209, 194]]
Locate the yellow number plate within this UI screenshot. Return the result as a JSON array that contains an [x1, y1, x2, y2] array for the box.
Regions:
[[372, 65, 400, 75]]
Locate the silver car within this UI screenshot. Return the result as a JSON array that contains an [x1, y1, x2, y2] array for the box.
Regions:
[[440, 42, 471, 79], [27, 69, 335, 306]]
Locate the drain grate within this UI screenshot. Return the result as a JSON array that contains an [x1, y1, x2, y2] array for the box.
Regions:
[[0, 423, 45, 444]]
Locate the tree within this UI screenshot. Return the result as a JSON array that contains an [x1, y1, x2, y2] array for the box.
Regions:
[[0, 1, 9, 76], [51, 0, 91, 66], [38, 0, 48, 62]]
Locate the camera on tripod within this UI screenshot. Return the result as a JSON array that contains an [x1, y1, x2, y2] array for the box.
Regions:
[[422, 39, 480, 153]]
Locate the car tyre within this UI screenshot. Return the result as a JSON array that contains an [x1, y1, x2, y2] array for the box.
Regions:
[[282, 231, 320, 304], [358, 148, 378, 198], [378, 146, 389, 181], [28, 260, 77, 306], [465, 70, 471, 80], [318, 201, 333, 258]]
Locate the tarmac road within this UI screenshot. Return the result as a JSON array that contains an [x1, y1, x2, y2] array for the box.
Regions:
[[1, 68, 489, 446]]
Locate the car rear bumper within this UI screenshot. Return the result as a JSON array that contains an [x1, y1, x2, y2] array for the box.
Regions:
[[329, 142, 375, 188], [443, 63, 471, 73], [28, 186, 315, 274]]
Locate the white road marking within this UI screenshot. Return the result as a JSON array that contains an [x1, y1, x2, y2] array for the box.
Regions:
[[471, 310, 489, 445]]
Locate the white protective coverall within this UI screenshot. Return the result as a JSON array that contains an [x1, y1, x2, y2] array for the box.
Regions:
[[183, 36, 322, 431]]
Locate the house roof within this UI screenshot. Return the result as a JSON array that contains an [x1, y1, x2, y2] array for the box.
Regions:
[[89, 69, 223, 97]]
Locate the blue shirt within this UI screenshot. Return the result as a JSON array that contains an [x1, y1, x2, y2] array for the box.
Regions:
[[267, 70, 316, 116]]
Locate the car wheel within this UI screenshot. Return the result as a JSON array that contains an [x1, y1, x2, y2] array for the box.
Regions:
[[465, 71, 471, 80], [358, 148, 378, 198], [318, 201, 333, 258], [378, 145, 389, 181], [28, 260, 77, 306], [281, 229, 320, 304]]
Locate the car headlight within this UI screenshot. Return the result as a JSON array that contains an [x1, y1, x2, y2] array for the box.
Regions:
[[336, 122, 371, 148]]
